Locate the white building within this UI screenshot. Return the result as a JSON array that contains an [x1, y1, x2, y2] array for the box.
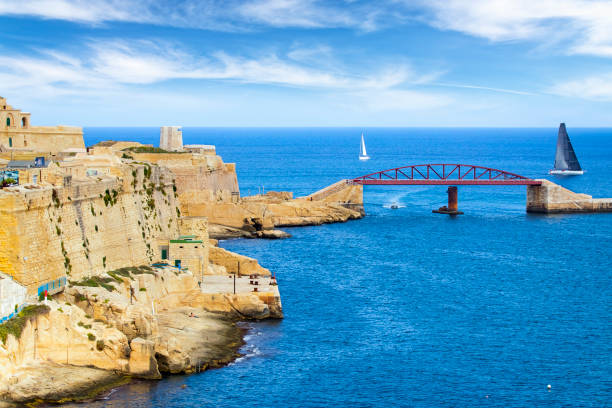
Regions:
[[0, 272, 27, 323]]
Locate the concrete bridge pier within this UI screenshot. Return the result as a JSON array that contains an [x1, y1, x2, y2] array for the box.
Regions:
[[433, 186, 464, 215]]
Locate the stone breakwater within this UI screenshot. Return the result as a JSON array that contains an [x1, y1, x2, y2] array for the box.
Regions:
[[527, 179, 612, 213]]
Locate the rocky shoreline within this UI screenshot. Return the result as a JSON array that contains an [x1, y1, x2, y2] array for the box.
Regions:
[[0, 254, 282, 406]]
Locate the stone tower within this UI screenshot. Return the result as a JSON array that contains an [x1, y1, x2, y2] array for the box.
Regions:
[[160, 126, 183, 151]]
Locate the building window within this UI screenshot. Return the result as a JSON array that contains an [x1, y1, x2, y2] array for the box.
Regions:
[[5, 117, 9, 127], [161, 249, 168, 260], [21, 117, 27, 127], [8, 137, 12, 147]]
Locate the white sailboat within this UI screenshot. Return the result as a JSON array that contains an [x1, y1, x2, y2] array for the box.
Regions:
[[359, 132, 370, 161]]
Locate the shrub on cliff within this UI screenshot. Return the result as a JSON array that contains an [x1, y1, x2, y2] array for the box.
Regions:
[[0, 305, 50, 344], [70, 276, 116, 292]]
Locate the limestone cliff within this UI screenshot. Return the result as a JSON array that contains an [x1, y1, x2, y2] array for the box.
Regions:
[[0, 262, 280, 404]]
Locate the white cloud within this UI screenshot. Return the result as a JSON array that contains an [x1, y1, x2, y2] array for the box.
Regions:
[[418, 0, 612, 57], [0, 0, 149, 24], [550, 73, 612, 101], [0, 0, 386, 31], [0, 40, 439, 97]]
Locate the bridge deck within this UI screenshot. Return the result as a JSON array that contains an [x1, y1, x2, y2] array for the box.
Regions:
[[354, 180, 542, 186]]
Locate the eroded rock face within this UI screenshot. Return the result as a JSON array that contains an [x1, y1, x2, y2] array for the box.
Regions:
[[208, 246, 272, 276], [0, 302, 131, 402], [129, 337, 160, 379]]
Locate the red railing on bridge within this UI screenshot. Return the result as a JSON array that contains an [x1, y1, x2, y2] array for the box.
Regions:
[[351, 164, 542, 186]]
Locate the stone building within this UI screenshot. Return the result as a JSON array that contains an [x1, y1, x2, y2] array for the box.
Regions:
[[160, 126, 183, 151], [0, 96, 85, 153]]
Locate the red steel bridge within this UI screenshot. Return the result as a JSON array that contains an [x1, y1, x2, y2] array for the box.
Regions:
[[351, 164, 541, 186], [349, 164, 541, 215]]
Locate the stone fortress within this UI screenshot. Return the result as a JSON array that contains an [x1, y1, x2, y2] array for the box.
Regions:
[[0, 96, 84, 153], [0, 96, 363, 404]]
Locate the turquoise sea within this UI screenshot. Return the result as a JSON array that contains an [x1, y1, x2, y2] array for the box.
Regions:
[[70, 127, 611, 407]]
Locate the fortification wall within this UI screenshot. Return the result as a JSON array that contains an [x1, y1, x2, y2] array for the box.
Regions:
[[0, 126, 84, 153], [0, 164, 181, 293]]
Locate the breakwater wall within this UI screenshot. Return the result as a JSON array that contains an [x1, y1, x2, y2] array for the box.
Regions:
[[527, 179, 612, 213]]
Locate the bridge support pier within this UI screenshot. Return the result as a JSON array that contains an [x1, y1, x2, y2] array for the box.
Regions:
[[433, 186, 464, 215]]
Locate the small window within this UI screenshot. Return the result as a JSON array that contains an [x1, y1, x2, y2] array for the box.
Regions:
[[21, 117, 27, 127], [8, 137, 12, 147], [5, 117, 9, 127]]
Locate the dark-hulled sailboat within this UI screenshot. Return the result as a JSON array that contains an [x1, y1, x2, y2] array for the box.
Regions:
[[550, 123, 583, 175]]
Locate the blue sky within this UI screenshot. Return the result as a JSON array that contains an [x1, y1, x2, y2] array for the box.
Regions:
[[1, 0, 612, 126]]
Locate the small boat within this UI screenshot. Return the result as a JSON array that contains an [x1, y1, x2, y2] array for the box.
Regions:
[[359, 132, 370, 161], [550, 123, 583, 175], [390, 202, 399, 209]]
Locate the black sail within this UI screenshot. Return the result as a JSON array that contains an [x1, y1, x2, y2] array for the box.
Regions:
[[553, 123, 582, 171]]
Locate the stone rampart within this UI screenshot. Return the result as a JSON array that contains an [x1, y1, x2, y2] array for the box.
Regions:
[[0, 163, 181, 293]]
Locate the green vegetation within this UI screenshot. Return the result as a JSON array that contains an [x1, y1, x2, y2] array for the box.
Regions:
[[0, 305, 50, 344], [102, 256, 106, 269], [55, 225, 61, 236], [103, 189, 119, 206], [87, 333, 96, 341], [95, 225, 99, 232], [78, 321, 92, 329], [96, 339, 105, 351], [123, 146, 187, 154], [90, 204, 96, 216], [51, 189, 60, 207], [143, 164, 152, 179], [70, 276, 116, 292], [1, 177, 16, 187], [122, 153, 134, 159], [108, 268, 133, 282], [139, 287, 146, 292], [58, 307, 64, 313]]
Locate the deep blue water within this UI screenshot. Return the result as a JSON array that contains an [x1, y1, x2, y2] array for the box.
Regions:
[[77, 128, 611, 407]]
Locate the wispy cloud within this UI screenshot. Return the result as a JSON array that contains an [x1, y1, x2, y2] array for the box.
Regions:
[[0, 40, 448, 112], [550, 72, 612, 101], [417, 0, 612, 58], [0, 0, 388, 31], [434, 82, 535, 96]]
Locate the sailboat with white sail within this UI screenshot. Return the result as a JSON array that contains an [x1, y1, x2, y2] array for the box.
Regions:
[[359, 132, 370, 161], [550, 123, 583, 175]]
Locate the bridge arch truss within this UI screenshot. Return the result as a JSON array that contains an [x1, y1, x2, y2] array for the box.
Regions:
[[351, 164, 541, 186]]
